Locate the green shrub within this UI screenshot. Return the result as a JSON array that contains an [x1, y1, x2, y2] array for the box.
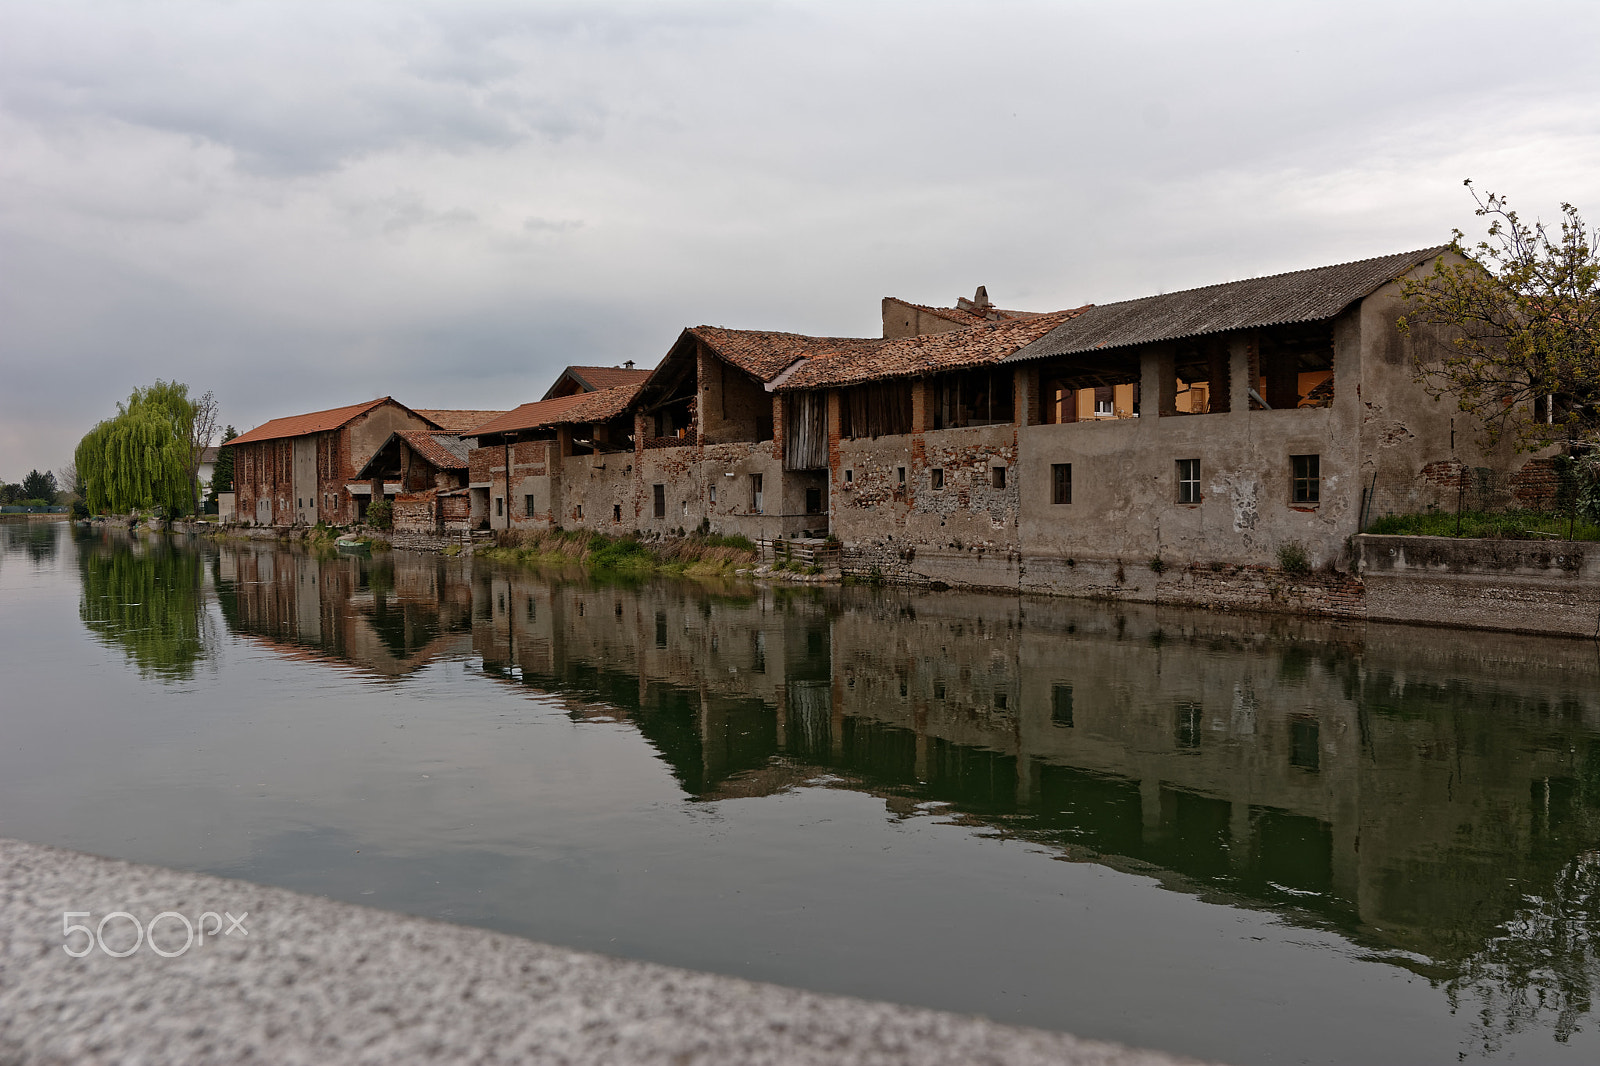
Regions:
[[365, 499, 393, 530], [1148, 555, 1166, 574], [1277, 541, 1311, 575]]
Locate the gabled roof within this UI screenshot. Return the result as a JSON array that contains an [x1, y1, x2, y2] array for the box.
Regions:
[[354, 431, 469, 478], [1003, 247, 1450, 365], [471, 382, 643, 438], [230, 398, 434, 446], [413, 409, 510, 434], [540, 365, 653, 400], [772, 305, 1092, 391]]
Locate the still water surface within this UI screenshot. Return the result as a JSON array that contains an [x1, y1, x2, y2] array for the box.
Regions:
[[3, 520, 1599, 1064]]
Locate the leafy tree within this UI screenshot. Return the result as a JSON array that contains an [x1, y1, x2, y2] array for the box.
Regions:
[[211, 425, 237, 497], [22, 469, 57, 503], [0, 483, 19, 505], [75, 380, 200, 516], [1399, 182, 1600, 450], [187, 390, 219, 515]]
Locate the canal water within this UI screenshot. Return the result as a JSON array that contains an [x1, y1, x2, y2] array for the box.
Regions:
[[3, 520, 1598, 1064]]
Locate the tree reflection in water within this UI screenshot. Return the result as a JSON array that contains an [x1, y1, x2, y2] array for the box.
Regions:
[[77, 530, 213, 680], [2, 520, 61, 566]]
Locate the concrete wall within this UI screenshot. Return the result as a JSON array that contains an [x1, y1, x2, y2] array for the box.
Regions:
[[1357, 533, 1600, 637]]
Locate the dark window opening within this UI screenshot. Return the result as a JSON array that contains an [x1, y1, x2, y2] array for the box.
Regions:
[[1256, 324, 1335, 410], [751, 473, 764, 514], [991, 466, 1006, 489], [1051, 463, 1072, 505], [495, 496, 503, 517], [653, 484, 666, 518], [932, 368, 1013, 429], [930, 468, 945, 490], [844, 469, 853, 484], [1051, 685, 1074, 727], [613, 503, 622, 522], [897, 466, 906, 484], [1290, 718, 1320, 771], [805, 487, 822, 514], [1291, 454, 1320, 504], [525, 494, 536, 518]]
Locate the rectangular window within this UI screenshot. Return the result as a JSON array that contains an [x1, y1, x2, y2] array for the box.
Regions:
[[681, 499, 688, 517], [805, 487, 822, 514], [897, 466, 906, 485], [751, 473, 764, 514], [613, 503, 622, 522], [709, 484, 717, 504], [930, 468, 945, 490], [1051, 463, 1072, 505], [1051, 685, 1074, 727], [495, 497, 503, 517], [653, 484, 665, 518], [1094, 386, 1115, 417], [1176, 458, 1200, 504], [844, 469, 853, 484], [1291, 454, 1320, 504], [577, 504, 584, 520], [525, 494, 536, 517], [991, 466, 1006, 489]]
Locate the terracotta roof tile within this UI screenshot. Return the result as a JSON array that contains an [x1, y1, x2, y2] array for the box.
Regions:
[[563, 366, 653, 391], [774, 306, 1092, 391], [230, 398, 399, 446], [471, 382, 643, 437], [688, 327, 884, 381], [1004, 247, 1450, 364], [413, 409, 510, 434], [398, 431, 470, 470]]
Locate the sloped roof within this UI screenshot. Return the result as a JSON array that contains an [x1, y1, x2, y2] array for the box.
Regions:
[[688, 326, 884, 381], [399, 431, 469, 470], [413, 409, 509, 434], [774, 305, 1092, 391], [230, 398, 413, 445], [540, 365, 652, 399], [1003, 247, 1449, 364], [471, 382, 643, 437]]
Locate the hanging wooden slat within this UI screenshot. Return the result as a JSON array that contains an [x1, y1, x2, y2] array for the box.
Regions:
[[783, 392, 827, 470]]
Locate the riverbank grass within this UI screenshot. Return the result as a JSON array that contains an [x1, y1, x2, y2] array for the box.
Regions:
[[480, 529, 758, 576], [1365, 509, 1600, 541]]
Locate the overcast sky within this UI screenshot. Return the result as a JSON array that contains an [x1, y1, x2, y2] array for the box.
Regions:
[[4, 0, 1599, 478]]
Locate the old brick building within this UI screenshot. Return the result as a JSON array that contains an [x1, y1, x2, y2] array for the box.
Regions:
[[230, 398, 443, 526]]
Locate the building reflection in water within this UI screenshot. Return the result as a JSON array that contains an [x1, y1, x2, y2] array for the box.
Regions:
[[209, 541, 1600, 1046]]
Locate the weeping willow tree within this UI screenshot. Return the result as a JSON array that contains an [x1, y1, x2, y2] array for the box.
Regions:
[[75, 381, 199, 516], [78, 532, 212, 680]]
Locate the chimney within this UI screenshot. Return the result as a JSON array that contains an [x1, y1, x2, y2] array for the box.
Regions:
[[956, 285, 993, 313], [623, 360, 635, 370]]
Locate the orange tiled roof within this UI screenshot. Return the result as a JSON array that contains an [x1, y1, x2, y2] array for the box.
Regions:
[[688, 327, 883, 382], [398, 431, 470, 470], [414, 409, 510, 434], [230, 398, 399, 446], [766, 306, 1091, 391], [564, 366, 653, 391], [471, 382, 643, 437]]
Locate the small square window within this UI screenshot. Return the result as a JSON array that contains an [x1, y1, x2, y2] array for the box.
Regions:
[[1176, 458, 1200, 504], [992, 466, 1006, 489], [933, 681, 946, 700], [844, 469, 853, 484], [1051, 463, 1072, 505], [1291, 454, 1321, 504], [930, 468, 945, 490], [897, 466, 906, 485]]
